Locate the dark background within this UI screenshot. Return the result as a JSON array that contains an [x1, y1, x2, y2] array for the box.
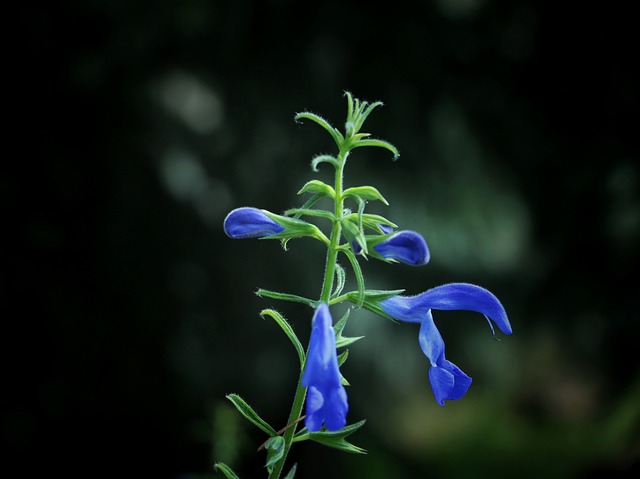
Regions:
[[8, 1, 638, 478]]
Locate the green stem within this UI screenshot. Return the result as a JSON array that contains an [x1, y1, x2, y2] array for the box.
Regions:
[[269, 150, 348, 479]]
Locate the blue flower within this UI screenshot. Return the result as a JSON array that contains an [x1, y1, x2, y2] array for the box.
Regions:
[[372, 230, 430, 266], [302, 303, 348, 431], [223, 207, 285, 239], [353, 226, 430, 266], [380, 283, 511, 405]]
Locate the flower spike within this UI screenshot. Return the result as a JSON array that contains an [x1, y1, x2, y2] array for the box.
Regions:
[[302, 303, 349, 431]]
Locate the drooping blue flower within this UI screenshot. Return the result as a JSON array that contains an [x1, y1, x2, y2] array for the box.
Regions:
[[380, 283, 511, 405], [302, 303, 348, 431], [373, 230, 430, 266], [223, 207, 284, 239]]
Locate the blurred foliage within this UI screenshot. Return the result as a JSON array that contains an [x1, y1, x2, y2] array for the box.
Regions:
[[7, 0, 638, 478]]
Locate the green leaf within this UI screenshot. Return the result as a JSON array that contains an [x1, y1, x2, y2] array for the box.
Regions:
[[295, 112, 344, 147], [261, 309, 306, 369], [264, 436, 286, 472], [226, 394, 278, 436], [283, 463, 298, 479], [214, 462, 241, 479], [351, 138, 399, 160], [256, 289, 315, 307], [342, 186, 389, 205], [283, 208, 336, 222], [331, 263, 346, 300], [311, 154, 339, 171], [297, 180, 336, 198], [293, 420, 367, 454], [342, 249, 366, 307]]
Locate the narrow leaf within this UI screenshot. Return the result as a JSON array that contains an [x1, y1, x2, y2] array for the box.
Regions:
[[283, 463, 298, 479], [343, 249, 365, 307], [214, 462, 241, 479], [295, 112, 344, 147], [331, 263, 346, 300], [311, 154, 339, 171], [261, 309, 306, 369], [351, 138, 399, 160], [226, 394, 278, 436], [256, 289, 315, 307]]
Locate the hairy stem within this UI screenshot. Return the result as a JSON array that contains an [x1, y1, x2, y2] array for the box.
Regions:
[[269, 149, 347, 479]]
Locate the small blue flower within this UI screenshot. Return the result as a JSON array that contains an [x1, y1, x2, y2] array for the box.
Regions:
[[223, 207, 285, 239], [380, 283, 511, 405], [302, 303, 348, 431], [352, 226, 430, 266], [373, 230, 430, 266]]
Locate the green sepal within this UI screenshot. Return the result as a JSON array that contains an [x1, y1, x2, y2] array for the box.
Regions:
[[336, 349, 351, 386], [261, 309, 306, 370], [295, 112, 344, 148], [298, 180, 336, 199], [344, 212, 397, 232], [341, 218, 367, 255], [214, 462, 241, 479], [293, 420, 367, 454], [333, 309, 364, 349], [342, 186, 389, 205], [264, 436, 286, 473], [283, 463, 298, 479], [345, 289, 405, 321], [311, 154, 339, 171], [337, 349, 349, 367], [263, 212, 330, 246], [225, 394, 278, 436]]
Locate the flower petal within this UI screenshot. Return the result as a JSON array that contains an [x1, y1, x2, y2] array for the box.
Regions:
[[373, 231, 430, 266], [223, 207, 284, 239], [440, 359, 472, 400], [302, 304, 349, 431], [428, 365, 455, 406], [428, 360, 472, 406], [417, 310, 445, 364], [380, 295, 427, 324], [400, 283, 512, 335], [323, 386, 348, 431], [304, 386, 325, 432]]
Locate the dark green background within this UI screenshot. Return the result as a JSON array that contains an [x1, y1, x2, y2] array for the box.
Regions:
[[8, 1, 638, 478]]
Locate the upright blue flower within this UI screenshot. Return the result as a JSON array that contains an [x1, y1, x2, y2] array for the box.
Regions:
[[380, 283, 511, 405], [223, 207, 285, 239], [302, 303, 348, 431]]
